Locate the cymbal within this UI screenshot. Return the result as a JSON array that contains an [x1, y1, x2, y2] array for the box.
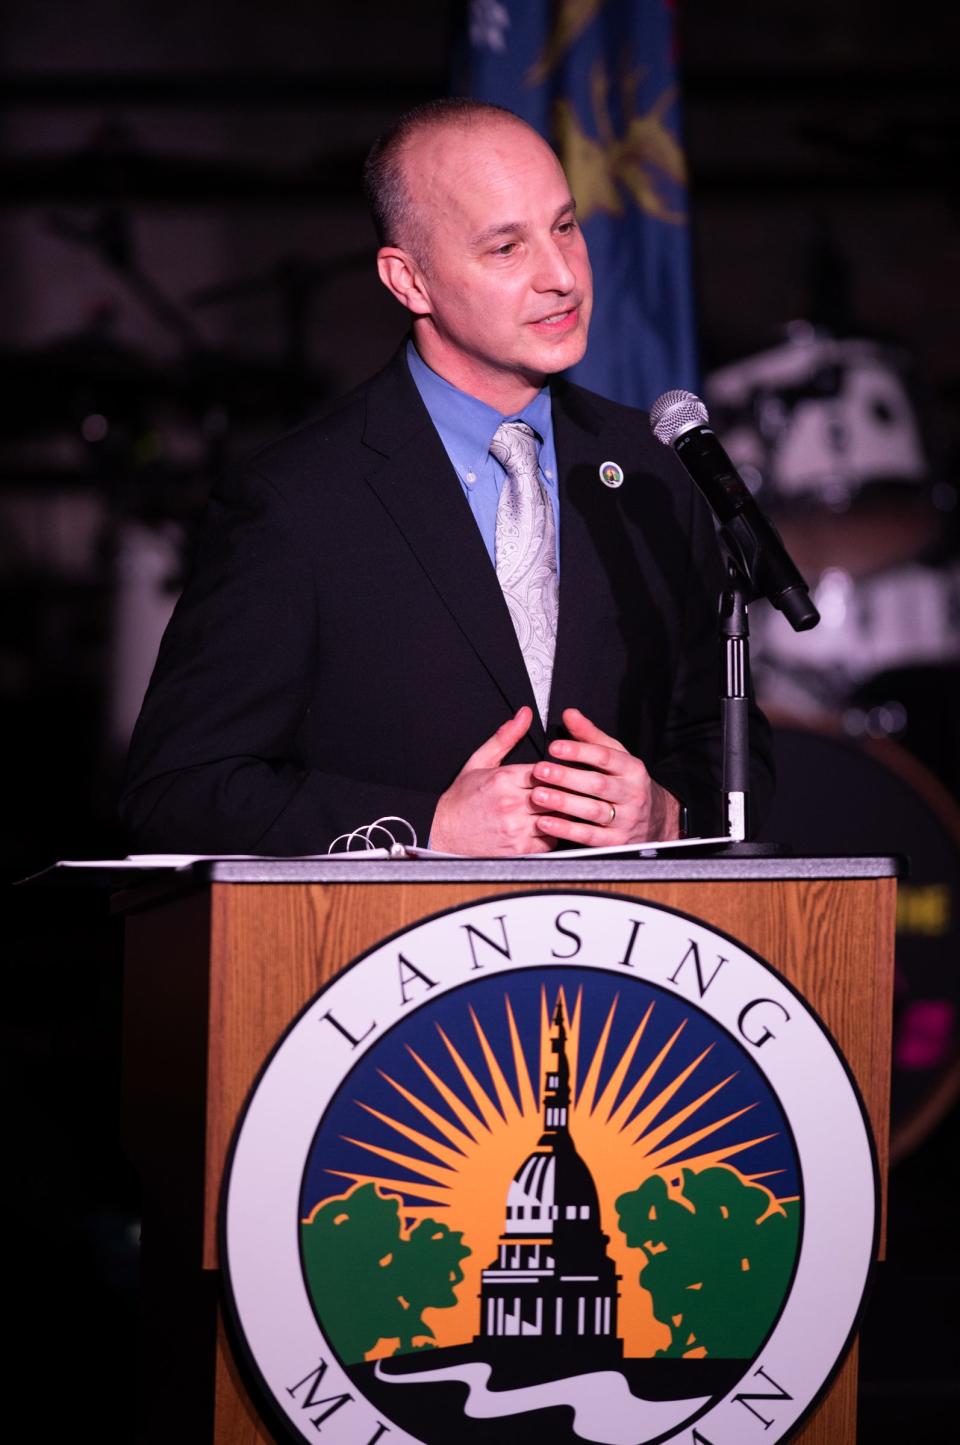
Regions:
[[774, 491, 946, 582]]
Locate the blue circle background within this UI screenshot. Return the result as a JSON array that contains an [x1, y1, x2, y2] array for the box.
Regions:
[[300, 964, 800, 1217]]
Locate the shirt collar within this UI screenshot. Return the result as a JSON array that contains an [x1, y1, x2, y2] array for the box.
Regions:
[[406, 339, 553, 485]]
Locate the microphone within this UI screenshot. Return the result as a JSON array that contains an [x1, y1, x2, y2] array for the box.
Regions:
[[650, 389, 820, 632]]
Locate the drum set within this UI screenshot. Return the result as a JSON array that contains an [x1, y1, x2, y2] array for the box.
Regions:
[[707, 324, 960, 1158]]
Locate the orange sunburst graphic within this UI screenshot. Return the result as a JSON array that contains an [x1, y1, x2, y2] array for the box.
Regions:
[[308, 985, 791, 1360]]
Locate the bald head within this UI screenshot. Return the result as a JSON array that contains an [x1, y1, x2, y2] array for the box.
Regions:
[[369, 99, 591, 412], [364, 98, 539, 270]]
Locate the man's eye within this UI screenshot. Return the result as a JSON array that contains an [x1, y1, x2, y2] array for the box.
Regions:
[[557, 219, 577, 235], [493, 242, 518, 256]]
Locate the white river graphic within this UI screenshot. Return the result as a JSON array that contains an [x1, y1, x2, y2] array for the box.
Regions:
[[373, 1360, 709, 1445]]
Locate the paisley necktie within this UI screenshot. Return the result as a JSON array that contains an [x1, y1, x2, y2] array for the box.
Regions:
[[490, 421, 558, 727]]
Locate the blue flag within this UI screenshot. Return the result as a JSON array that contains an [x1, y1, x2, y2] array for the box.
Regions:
[[465, 0, 697, 410]]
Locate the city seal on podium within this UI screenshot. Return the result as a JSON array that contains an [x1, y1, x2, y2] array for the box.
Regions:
[[222, 891, 878, 1445]]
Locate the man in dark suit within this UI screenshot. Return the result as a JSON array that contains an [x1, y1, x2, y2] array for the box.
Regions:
[[121, 100, 772, 856]]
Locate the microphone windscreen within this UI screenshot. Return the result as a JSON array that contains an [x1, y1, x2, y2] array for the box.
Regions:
[[650, 389, 709, 446]]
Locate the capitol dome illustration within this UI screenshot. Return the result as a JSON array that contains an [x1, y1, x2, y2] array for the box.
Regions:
[[478, 1001, 621, 1351]]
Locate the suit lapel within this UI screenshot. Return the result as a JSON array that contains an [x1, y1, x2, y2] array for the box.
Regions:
[[549, 383, 607, 731], [360, 351, 544, 747], [549, 382, 677, 743]]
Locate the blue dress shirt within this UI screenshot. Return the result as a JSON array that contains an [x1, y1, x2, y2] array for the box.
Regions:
[[406, 340, 561, 571]]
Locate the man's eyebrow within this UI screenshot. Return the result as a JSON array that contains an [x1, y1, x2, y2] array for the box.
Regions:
[[472, 220, 524, 248], [471, 198, 578, 249]]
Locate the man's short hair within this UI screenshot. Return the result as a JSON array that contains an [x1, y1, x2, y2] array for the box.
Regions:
[[363, 97, 523, 267]]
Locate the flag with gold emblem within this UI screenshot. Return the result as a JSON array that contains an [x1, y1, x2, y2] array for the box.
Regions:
[[465, 0, 697, 409]]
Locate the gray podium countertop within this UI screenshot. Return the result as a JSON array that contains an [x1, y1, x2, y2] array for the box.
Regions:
[[24, 853, 904, 905], [196, 854, 902, 884]]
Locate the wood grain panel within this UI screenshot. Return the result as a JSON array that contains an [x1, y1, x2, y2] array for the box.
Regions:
[[202, 877, 893, 1266], [214, 1314, 274, 1445], [123, 873, 891, 1445], [793, 1342, 859, 1445]]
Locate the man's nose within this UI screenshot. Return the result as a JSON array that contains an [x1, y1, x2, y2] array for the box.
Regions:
[[533, 238, 577, 293]]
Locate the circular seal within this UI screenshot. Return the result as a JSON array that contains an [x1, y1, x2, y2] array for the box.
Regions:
[[598, 460, 624, 488], [223, 892, 877, 1445]]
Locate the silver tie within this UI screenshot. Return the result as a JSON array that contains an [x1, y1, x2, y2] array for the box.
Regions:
[[490, 421, 558, 726]]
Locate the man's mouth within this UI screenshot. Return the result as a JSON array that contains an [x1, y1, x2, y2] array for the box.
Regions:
[[531, 305, 579, 329]]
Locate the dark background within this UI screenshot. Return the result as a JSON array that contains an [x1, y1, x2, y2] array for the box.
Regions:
[[4, 3, 958, 1440]]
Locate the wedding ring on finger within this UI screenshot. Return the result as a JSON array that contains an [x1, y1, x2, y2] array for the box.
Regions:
[[607, 803, 617, 826]]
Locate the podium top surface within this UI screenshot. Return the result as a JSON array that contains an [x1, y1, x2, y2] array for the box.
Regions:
[[23, 853, 904, 904], [125, 853, 902, 893], [199, 855, 901, 881]]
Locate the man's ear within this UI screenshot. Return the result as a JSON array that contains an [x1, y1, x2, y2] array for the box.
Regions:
[[376, 248, 431, 317]]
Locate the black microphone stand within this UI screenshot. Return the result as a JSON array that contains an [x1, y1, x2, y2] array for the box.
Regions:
[[714, 556, 786, 856], [719, 563, 752, 842]]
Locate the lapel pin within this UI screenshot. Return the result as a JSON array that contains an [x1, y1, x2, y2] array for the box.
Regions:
[[599, 460, 624, 488]]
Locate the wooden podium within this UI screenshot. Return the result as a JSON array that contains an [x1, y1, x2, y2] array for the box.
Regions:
[[120, 854, 896, 1445]]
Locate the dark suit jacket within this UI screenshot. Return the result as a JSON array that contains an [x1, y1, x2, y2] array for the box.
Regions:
[[120, 348, 773, 853]]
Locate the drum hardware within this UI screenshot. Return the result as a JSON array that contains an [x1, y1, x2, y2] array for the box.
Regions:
[[760, 717, 960, 1160]]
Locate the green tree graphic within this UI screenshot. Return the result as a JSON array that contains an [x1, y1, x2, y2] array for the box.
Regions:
[[392, 1219, 470, 1352], [301, 1183, 470, 1363], [616, 1166, 800, 1358]]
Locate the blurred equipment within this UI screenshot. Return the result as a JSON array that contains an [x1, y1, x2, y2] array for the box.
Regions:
[[761, 723, 960, 1162], [710, 325, 960, 1156], [706, 325, 960, 722], [0, 207, 365, 758], [708, 326, 930, 511]]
